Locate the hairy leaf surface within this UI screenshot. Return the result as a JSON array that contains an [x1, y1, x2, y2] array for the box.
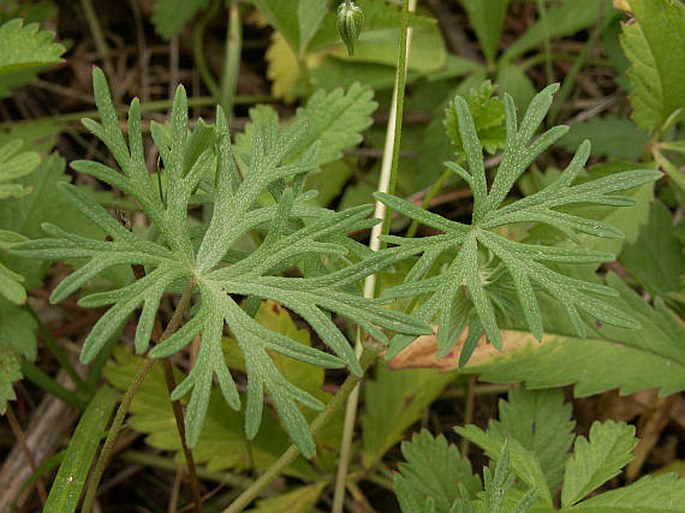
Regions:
[[14, 68, 427, 455]]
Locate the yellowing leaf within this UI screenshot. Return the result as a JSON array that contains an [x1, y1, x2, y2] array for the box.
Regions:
[[245, 482, 326, 513], [267, 31, 302, 102]]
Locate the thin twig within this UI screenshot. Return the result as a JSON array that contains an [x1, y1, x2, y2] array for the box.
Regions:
[[5, 405, 48, 505], [79, 0, 116, 83]]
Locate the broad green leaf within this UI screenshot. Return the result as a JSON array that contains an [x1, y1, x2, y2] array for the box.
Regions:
[[244, 482, 326, 513], [44, 386, 119, 513], [562, 421, 637, 507], [502, 0, 603, 61], [559, 116, 649, 161], [464, 273, 685, 397], [461, 0, 510, 64], [250, 0, 306, 54], [570, 473, 685, 512], [620, 201, 685, 298], [0, 299, 37, 414], [152, 0, 210, 39], [297, 0, 328, 54], [620, 0, 685, 133], [395, 430, 481, 513], [361, 363, 456, 468], [456, 424, 553, 506], [0, 18, 65, 98], [492, 388, 574, 491]]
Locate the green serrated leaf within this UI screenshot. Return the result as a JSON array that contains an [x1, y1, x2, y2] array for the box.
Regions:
[[620, 0, 685, 133], [562, 421, 637, 507], [456, 424, 553, 506], [491, 388, 574, 491], [395, 430, 481, 513], [465, 273, 685, 397], [571, 473, 685, 512], [0, 18, 65, 98], [444, 80, 506, 156]]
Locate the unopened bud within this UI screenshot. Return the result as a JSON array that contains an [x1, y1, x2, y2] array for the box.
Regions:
[[337, 1, 364, 57]]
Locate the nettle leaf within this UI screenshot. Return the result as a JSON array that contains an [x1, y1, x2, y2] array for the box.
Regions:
[[450, 388, 685, 512], [379, 84, 661, 363], [396, 388, 685, 512], [0, 139, 41, 304], [491, 388, 574, 492], [561, 421, 637, 507], [395, 430, 481, 513], [0, 18, 65, 98], [13, 68, 427, 456], [444, 80, 506, 156], [620, 0, 685, 133]]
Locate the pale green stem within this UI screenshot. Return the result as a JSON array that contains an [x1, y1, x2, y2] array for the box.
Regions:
[[79, 0, 116, 83], [220, 0, 243, 116], [332, 1, 417, 512], [193, 0, 222, 98]]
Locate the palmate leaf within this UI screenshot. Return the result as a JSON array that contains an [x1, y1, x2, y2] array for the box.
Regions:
[[379, 84, 661, 361], [12, 68, 427, 456]]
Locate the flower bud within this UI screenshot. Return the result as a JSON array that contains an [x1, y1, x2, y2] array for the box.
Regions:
[[337, 1, 364, 57]]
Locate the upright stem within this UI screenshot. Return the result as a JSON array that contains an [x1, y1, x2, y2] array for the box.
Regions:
[[79, 0, 116, 83], [194, 0, 222, 98], [82, 282, 197, 512], [332, 2, 416, 512], [220, 1, 242, 117]]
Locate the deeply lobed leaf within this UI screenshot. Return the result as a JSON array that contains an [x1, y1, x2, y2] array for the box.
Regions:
[[12, 68, 427, 455], [379, 84, 661, 362]]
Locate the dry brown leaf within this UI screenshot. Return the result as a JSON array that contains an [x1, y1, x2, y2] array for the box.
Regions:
[[387, 328, 537, 371]]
